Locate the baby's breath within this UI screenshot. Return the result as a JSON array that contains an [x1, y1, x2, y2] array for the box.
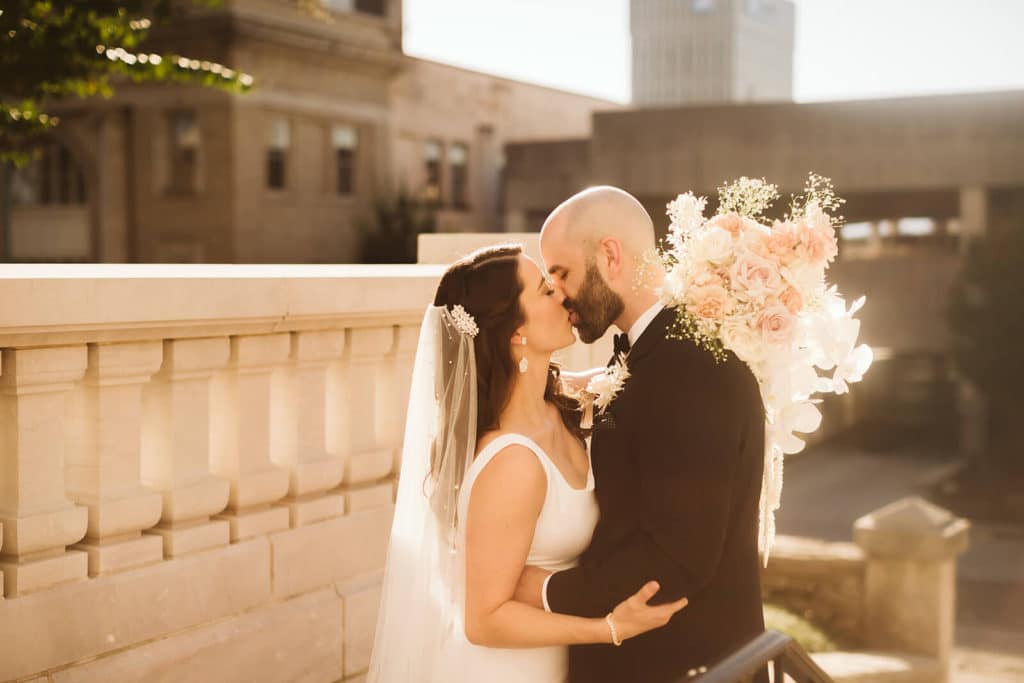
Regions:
[[717, 177, 780, 222], [665, 309, 728, 364], [787, 172, 846, 224]]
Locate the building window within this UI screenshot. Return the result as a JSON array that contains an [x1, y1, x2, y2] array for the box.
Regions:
[[168, 111, 199, 195], [267, 119, 290, 190], [320, 0, 354, 12], [321, 0, 385, 15], [9, 142, 86, 206], [424, 140, 443, 203], [450, 142, 469, 210], [332, 125, 358, 196], [355, 0, 386, 16]]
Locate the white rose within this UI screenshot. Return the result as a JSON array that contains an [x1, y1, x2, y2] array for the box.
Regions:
[[720, 320, 763, 363], [691, 226, 734, 265]]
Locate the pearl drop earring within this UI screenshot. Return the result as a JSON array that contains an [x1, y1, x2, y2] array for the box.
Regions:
[[519, 336, 528, 373]]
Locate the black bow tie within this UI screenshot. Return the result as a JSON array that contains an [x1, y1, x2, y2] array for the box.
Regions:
[[612, 332, 631, 357]]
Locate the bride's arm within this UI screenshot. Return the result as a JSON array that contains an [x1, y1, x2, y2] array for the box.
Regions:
[[464, 445, 606, 647], [463, 445, 686, 648]]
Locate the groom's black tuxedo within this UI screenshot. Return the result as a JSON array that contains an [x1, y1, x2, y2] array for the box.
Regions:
[[547, 307, 767, 683]]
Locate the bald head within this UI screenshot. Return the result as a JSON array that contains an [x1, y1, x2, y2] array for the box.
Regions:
[[539, 186, 662, 341], [540, 185, 656, 261]]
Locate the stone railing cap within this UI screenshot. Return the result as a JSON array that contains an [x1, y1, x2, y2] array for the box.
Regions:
[[853, 496, 970, 560]]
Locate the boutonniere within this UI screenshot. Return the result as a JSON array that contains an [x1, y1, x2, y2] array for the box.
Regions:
[[579, 352, 631, 430]]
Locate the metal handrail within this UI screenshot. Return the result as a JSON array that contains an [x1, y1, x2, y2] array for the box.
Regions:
[[684, 630, 834, 683]]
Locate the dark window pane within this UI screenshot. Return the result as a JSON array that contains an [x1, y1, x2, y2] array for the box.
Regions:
[[169, 111, 199, 195], [450, 143, 468, 209], [58, 145, 71, 204], [267, 149, 286, 189], [39, 146, 52, 204], [336, 148, 354, 195], [355, 0, 386, 16], [451, 166, 467, 209]]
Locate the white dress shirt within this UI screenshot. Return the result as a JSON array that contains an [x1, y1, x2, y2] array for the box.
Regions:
[[541, 300, 665, 612]]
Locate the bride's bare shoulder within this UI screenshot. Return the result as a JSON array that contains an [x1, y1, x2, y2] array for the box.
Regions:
[[475, 429, 505, 456], [472, 431, 545, 483]]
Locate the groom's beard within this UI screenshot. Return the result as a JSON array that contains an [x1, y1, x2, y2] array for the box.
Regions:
[[565, 261, 624, 344]]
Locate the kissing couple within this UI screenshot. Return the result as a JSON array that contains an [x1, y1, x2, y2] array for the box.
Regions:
[[368, 186, 768, 683]]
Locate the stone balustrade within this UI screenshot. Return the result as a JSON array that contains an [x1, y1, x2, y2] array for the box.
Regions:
[[763, 496, 970, 683], [0, 264, 613, 683], [0, 266, 422, 682]]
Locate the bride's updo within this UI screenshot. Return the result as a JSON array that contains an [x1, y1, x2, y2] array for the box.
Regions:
[[433, 244, 582, 441]]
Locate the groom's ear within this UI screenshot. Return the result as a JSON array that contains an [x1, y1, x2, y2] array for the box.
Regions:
[[596, 237, 624, 280]]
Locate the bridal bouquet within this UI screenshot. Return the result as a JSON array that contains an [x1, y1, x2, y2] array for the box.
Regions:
[[659, 174, 873, 563]]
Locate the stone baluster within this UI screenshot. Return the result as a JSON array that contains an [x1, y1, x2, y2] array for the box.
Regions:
[[66, 342, 165, 576], [0, 346, 89, 596], [331, 327, 396, 512], [854, 496, 970, 683], [271, 330, 347, 526], [210, 334, 290, 541], [141, 338, 231, 557]]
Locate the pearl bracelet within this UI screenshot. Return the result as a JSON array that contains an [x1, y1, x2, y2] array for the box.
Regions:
[[605, 613, 622, 647]]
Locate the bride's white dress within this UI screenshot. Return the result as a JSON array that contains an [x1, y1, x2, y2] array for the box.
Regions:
[[436, 432, 599, 683]]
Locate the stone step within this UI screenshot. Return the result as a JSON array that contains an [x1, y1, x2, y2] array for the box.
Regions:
[[810, 650, 943, 683]]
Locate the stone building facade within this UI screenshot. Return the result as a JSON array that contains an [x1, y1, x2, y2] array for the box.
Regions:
[[0, 0, 616, 264]]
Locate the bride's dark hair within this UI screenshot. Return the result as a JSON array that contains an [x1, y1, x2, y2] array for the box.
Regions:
[[432, 244, 584, 451]]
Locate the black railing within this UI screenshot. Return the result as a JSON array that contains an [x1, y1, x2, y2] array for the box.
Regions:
[[686, 630, 834, 683]]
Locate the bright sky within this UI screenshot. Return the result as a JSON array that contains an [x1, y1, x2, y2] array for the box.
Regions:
[[402, 0, 1024, 104]]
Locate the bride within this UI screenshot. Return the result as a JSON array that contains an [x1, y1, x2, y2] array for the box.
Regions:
[[367, 245, 688, 682]]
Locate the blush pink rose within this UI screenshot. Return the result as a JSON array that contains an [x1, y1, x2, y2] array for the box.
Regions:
[[691, 268, 726, 289], [757, 303, 797, 346], [729, 251, 782, 302], [707, 212, 743, 237], [764, 221, 800, 260], [796, 222, 839, 265], [686, 284, 733, 321], [779, 286, 804, 314]]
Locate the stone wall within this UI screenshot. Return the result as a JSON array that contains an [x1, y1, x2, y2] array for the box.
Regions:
[[761, 535, 867, 648], [0, 265, 441, 683]]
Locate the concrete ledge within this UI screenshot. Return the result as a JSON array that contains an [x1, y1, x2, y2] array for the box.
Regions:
[[812, 650, 943, 683], [0, 538, 271, 681], [0, 265, 445, 347]]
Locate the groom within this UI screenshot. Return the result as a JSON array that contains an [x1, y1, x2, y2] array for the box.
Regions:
[[516, 186, 768, 682]]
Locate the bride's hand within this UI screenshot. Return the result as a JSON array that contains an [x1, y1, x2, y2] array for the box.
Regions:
[[609, 581, 688, 642]]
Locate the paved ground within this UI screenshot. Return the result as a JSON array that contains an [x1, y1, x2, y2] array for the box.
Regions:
[[778, 442, 1024, 682]]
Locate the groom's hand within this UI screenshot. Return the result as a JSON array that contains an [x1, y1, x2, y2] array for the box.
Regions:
[[514, 565, 552, 610]]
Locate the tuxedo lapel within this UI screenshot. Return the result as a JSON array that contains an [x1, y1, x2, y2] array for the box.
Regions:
[[622, 306, 675, 367]]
